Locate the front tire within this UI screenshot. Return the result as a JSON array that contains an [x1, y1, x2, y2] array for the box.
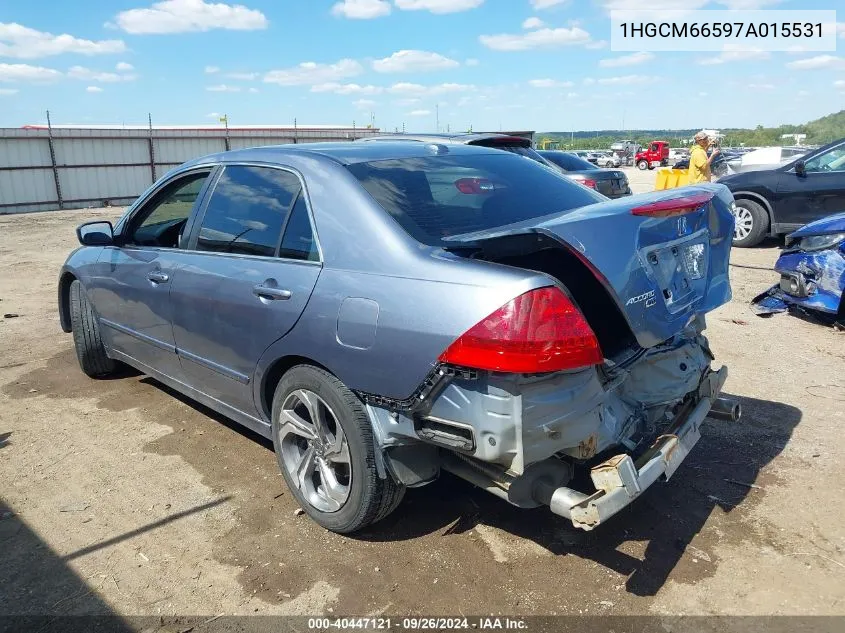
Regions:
[[271, 365, 405, 534], [637, 159, 648, 170], [732, 199, 769, 247], [69, 280, 117, 378]]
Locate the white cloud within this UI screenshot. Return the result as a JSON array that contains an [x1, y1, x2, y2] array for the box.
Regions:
[[86, 85, 103, 93], [372, 50, 459, 73], [394, 0, 484, 14], [522, 17, 544, 29], [0, 88, 19, 95], [596, 0, 709, 10], [0, 22, 126, 59], [311, 82, 383, 94], [394, 97, 420, 105], [479, 27, 591, 51], [388, 82, 475, 94], [248, 87, 259, 93], [68, 65, 136, 82], [226, 71, 258, 80], [528, 78, 573, 88], [698, 49, 769, 65], [786, 55, 845, 70], [748, 83, 774, 89], [715, 0, 782, 7], [205, 65, 220, 74], [206, 83, 241, 92], [409, 109, 431, 116], [530, 0, 566, 8], [353, 98, 377, 109], [207, 111, 221, 118], [113, 0, 268, 34], [594, 74, 659, 85], [834, 80, 845, 88], [115, 62, 134, 71], [838, 22, 845, 38], [264, 59, 363, 85], [0, 62, 62, 82], [585, 39, 608, 49], [465, 58, 479, 66], [599, 51, 654, 67], [331, 0, 391, 19]]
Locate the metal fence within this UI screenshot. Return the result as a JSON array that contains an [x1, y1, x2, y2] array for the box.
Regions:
[[0, 125, 382, 214]]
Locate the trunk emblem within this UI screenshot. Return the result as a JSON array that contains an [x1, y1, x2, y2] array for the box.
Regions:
[[678, 216, 688, 236], [626, 290, 656, 307]]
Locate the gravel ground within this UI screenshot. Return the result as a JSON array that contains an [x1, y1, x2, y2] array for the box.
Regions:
[[1, 169, 844, 621]]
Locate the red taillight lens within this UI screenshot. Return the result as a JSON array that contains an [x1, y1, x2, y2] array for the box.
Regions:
[[581, 178, 598, 189], [631, 192, 714, 217], [455, 177, 494, 194], [438, 287, 603, 373]]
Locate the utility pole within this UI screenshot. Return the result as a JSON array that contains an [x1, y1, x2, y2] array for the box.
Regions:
[[219, 114, 230, 151], [436, 104, 440, 133], [294, 117, 298, 144]]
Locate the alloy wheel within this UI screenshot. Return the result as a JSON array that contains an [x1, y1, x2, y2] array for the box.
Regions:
[[733, 206, 754, 241], [278, 389, 352, 513]]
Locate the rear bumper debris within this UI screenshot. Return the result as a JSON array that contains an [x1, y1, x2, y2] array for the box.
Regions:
[[537, 367, 736, 531]]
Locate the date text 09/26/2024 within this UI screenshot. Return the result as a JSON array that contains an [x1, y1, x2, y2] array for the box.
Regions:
[[308, 617, 528, 630]]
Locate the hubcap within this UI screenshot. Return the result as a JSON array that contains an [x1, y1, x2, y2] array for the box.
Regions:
[[733, 206, 754, 241], [278, 389, 351, 513]]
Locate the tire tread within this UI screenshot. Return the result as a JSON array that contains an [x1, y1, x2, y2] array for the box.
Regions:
[[69, 280, 116, 377]]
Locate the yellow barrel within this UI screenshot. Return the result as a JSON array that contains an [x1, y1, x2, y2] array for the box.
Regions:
[[654, 168, 671, 190]]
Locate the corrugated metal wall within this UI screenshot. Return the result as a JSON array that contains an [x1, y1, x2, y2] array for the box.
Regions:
[[0, 126, 380, 214]]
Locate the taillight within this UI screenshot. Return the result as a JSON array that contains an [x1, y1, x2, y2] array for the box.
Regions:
[[570, 175, 597, 190], [455, 178, 495, 194], [438, 287, 603, 374], [631, 192, 714, 217]]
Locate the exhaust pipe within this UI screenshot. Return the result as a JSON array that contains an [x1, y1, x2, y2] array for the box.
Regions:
[[708, 397, 742, 422]]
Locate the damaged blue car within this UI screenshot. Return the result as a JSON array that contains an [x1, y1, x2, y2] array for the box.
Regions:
[[753, 211, 845, 325]]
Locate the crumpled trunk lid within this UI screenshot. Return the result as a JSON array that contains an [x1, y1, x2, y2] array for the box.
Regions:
[[451, 183, 735, 349]]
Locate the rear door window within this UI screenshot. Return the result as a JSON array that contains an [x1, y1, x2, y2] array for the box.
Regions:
[[279, 194, 320, 261], [346, 153, 605, 246], [196, 165, 301, 257]]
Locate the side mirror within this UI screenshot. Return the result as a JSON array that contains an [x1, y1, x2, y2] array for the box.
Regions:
[[794, 160, 806, 177], [76, 221, 114, 246]]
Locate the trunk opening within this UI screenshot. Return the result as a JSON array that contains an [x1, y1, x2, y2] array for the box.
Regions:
[[460, 232, 641, 362]]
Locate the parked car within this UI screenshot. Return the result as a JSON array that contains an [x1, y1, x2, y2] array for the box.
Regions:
[[718, 137, 845, 247], [59, 142, 738, 534], [596, 152, 621, 168], [538, 150, 632, 198], [635, 141, 670, 170], [358, 132, 559, 170], [585, 152, 602, 165], [724, 146, 808, 174], [753, 211, 845, 325], [672, 152, 731, 180]]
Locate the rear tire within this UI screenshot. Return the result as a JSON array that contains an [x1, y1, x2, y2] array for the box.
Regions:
[[69, 280, 117, 378], [732, 199, 769, 248], [637, 159, 648, 170], [271, 365, 405, 534]]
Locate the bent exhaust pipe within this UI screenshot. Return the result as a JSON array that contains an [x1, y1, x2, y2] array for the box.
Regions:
[[708, 397, 742, 422]]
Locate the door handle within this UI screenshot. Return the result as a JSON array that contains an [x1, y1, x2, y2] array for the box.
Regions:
[[253, 285, 292, 301], [147, 271, 169, 284]]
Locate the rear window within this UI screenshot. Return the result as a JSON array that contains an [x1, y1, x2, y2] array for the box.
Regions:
[[540, 152, 596, 172], [346, 154, 605, 246]]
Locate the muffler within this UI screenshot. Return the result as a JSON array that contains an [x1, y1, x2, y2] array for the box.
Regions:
[[708, 397, 742, 422]]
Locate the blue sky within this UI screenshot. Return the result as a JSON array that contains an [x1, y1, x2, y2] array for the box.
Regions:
[[0, 0, 843, 132]]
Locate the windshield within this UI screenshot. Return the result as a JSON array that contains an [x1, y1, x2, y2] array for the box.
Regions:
[[346, 153, 605, 246]]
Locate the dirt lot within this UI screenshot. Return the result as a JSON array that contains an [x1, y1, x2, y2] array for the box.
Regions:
[[2, 167, 844, 620]]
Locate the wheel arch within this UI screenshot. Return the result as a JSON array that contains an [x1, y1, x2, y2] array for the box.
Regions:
[[58, 270, 78, 333], [732, 191, 774, 233], [258, 354, 332, 421]]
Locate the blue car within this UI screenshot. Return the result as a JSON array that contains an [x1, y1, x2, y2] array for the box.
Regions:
[[59, 142, 738, 533], [753, 211, 845, 325]]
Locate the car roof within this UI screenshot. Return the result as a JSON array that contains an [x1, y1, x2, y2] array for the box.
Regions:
[[181, 140, 506, 169], [359, 132, 530, 146]]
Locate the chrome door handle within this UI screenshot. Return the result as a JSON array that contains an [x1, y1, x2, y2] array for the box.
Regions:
[[253, 285, 291, 301], [147, 271, 169, 284]]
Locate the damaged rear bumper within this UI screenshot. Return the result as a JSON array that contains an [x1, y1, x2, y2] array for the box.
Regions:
[[535, 367, 734, 531]]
